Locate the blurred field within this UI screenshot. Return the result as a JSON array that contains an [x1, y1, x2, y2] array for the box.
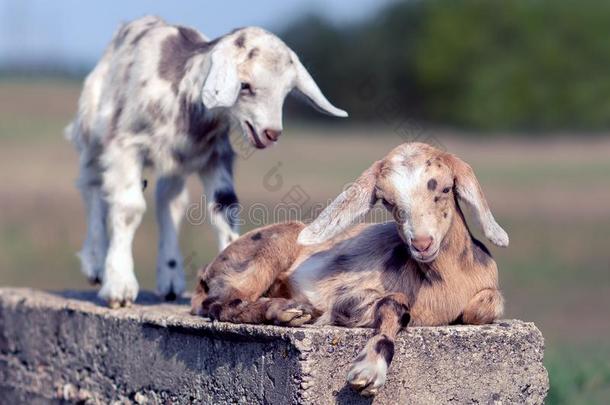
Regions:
[[1, 81, 609, 403]]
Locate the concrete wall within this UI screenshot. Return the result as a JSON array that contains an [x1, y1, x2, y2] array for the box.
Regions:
[[0, 288, 548, 404]]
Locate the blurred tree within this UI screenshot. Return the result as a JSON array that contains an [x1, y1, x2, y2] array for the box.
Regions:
[[281, 3, 425, 122], [416, 0, 610, 130], [282, 0, 610, 131]]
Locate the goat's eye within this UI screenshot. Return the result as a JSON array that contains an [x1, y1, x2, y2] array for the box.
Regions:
[[240, 82, 254, 95], [442, 187, 451, 194], [382, 198, 394, 208]]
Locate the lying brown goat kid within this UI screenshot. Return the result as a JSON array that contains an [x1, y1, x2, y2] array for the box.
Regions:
[[191, 142, 509, 396]]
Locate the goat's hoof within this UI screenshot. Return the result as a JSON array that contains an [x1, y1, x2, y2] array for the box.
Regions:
[[107, 298, 133, 309], [284, 309, 312, 326], [164, 291, 177, 301], [88, 275, 102, 285], [108, 299, 121, 309], [98, 273, 139, 308], [347, 356, 387, 397], [272, 302, 314, 326], [361, 387, 379, 397]]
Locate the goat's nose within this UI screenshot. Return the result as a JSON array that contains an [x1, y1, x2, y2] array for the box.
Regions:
[[263, 129, 282, 142], [411, 235, 433, 252]]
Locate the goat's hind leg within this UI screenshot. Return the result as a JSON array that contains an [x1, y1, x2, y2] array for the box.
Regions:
[[191, 223, 313, 325], [76, 152, 108, 285], [461, 288, 504, 325], [191, 248, 278, 322], [347, 293, 409, 397], [194, 261, 316, 326]]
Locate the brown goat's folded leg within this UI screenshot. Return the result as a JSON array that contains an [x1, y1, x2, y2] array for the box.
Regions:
[[461, 288, 504, 325]]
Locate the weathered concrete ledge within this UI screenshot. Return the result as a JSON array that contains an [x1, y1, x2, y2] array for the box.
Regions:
[[0, 288, 548, 404]]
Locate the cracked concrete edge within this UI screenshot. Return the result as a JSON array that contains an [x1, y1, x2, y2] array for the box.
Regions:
[[296, 320, 549, 404], [1, 289, 303, 404], [0, 288, 549, 404]]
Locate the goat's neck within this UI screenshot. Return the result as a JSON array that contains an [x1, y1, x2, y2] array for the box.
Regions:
[[179, 53, 209, 104]]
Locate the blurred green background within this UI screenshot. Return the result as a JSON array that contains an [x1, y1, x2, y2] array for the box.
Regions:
[[283, 0, 610, 131], [1, 1, 610, 403]]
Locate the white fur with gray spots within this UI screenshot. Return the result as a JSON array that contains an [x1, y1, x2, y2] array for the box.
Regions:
[[66, 16, 347, 306]]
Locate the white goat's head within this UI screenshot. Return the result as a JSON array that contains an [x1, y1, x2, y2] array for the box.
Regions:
[[202, 27, 347, 149], [298, 143, 509, 263]]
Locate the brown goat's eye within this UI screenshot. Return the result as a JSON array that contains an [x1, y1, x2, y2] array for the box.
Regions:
[[240, 82, 254, 95], [381, 198, 394, 209], [442, 187, 451, 194]]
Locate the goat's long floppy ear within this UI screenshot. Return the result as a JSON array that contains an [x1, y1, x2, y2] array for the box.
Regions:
[[445, 154, 509, 247], [202, 44, 240, 109], [290, 51, 348, 118], [298, 160, 381, 245]]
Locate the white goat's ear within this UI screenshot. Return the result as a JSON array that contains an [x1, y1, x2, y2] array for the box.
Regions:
[[298, 160, 381, 245], [290, 51, 348, 118], [445, 154, 509, 247], [202, 44, 240, 109]]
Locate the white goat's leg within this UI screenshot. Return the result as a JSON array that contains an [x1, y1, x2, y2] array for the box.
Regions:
[[155, 175, 189, 300], [98, 148, 145, 307], [76, 158, 108, 284], [199, 166, 239, 251]]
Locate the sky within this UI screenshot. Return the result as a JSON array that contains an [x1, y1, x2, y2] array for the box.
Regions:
[[0, 0, 394, 68]]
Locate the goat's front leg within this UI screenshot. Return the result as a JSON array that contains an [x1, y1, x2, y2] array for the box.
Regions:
[[199, 162, 239, 251], [98, 147, 145, 308], [347, 293, 409, 397], [155, 175, 189, 300]]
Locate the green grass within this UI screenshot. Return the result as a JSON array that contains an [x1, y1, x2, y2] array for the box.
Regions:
[[546, 346, 610, 404]]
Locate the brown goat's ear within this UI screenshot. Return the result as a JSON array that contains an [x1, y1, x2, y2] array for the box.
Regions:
[[298, 160, 382, 245], [445, 154, 509, 247]]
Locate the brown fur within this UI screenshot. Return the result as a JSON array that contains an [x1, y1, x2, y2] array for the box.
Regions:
[[191, 142, 508, 396], [190, 222, 317, 325]]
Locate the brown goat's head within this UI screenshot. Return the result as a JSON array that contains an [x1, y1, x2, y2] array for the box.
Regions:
[[298, 143, 509, 263]]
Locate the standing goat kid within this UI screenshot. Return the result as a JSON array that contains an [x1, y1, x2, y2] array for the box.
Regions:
[[192, 142, 509, 397], [66, 16, 347, 307]]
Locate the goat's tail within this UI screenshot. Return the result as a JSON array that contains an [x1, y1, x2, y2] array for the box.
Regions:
[[63, 121, 75, 142], [64, 116, 93, 154], [64, 119, 86, 155]]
